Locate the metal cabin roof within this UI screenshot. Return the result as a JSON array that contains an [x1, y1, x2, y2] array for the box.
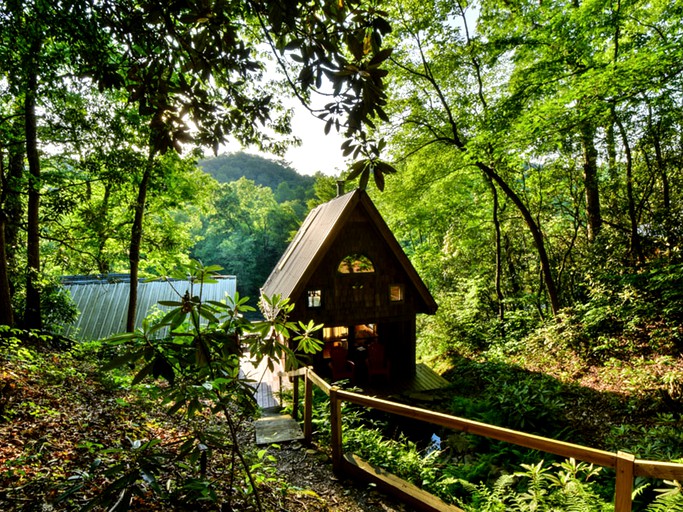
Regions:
[[63, 276, 237, 340], [261, 188, 437, 314]]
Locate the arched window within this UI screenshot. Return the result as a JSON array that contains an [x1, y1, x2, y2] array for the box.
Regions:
[[337, 253, 374, 274]]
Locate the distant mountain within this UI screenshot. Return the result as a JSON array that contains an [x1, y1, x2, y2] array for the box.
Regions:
[[200, 152, 315, 192]]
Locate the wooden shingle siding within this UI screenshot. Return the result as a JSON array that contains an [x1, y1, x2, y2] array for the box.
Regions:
[[261, 189, 437, 385]]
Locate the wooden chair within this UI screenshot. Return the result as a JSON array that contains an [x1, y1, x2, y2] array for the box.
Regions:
[[367, 342, 391, 383], [329, 345, 355, 382]]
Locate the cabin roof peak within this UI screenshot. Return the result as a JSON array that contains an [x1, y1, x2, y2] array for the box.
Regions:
[[262, 188, 437, 314]]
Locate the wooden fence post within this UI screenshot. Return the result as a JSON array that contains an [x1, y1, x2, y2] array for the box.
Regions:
[[292, 374, 299, 421], [304, 370, 313, 445], [330, 386, 343, 471], [615, 451, 635, 512]]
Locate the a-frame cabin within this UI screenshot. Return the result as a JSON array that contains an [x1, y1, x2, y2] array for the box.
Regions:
[[261, 188, 437, 385]]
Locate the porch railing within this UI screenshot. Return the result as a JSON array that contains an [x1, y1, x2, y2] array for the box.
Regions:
[[287, 367, 683, 512]]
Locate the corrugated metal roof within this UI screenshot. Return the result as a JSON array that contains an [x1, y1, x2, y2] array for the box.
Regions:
[[261, 188, 437, 313], [63, 276, 237, 340]]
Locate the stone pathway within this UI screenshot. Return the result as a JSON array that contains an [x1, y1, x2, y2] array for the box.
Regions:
[[254, 410, 304, 445]]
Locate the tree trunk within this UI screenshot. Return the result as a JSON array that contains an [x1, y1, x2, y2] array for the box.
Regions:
[[24, 39, 43, 330], [2, 116, 25, 319], [476, 162, 561, 316], [97, 185, 112, 274], [606, 120, 617, 178], [0, 211, 12, 326], [5, 120, 24, 272], [0, 152, 14, 326], [613, 109, 641, 264], [126, 150, 155, 332], [504, 234, 521, 296], [484, 174, 505, 323], [649, 116, 670, 212], [580, 121, 602, 241]]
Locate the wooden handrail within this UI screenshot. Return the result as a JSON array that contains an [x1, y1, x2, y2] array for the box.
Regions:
[[615, 452, 635, 512], [336, 389, 617, 468], [283, 367, 309, 377], [635, 459, 683, 479], [294, 368, 683, 512], [306, 367, 332, 396]]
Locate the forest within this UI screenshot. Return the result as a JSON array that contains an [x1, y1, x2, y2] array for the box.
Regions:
[[2, 0, 683, 510]]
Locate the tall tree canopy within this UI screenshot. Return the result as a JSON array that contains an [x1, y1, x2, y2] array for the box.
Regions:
[[0, 0, 394, 329], [192, 177, 300, 302], [371, 0, 683, 327]]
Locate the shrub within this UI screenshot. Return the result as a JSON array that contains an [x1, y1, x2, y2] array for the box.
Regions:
[[456, 458, 612, 511], [66, 260, 323, 511]]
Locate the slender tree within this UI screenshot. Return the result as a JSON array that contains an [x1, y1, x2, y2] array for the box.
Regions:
[[0, 0, 394, 329], [0, 0, 115, 327], [0, 152, 12, 326], [382, 1, 561, 314], [379, 0, 683, 318], [23, 36, 42, 329]]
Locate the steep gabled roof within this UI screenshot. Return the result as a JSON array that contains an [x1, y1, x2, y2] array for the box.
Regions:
[[261, 188, 437, 314]]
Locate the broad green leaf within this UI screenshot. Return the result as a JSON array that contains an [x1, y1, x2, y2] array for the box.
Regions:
[[102, 349, 145, 371], [131, 361, 154, 386], [158, 301, 183, 307]]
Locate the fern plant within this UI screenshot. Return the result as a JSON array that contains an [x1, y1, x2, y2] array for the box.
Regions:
[[455, 473, 516, 511], [646, 480, 683, 512], [456, 458, 613, 511]]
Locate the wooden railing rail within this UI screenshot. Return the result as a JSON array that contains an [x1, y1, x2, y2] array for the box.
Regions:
[[337, 389, 617, 468], [288, 367, 683, 512]]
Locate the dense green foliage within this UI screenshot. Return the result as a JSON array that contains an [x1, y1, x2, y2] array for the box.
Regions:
[[87, 261, 322, 510], [0, 286, 324, 511], [291, 383, 682, 510], [2, 0, 683, 508], [0, 0, 394, 329], [369, 0, 683, 321], [191, 154, 324, 302], [200, 153, 316, 203], [191, 177, 302, 303]]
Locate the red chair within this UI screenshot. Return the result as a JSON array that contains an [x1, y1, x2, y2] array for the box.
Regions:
[[367, 342, 391, 382], [328, 345, 355, 382]]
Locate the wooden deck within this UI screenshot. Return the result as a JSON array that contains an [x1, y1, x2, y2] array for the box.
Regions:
[[397, 363, 450, 393], [239, 352, 290, 410], [241, 354, 449, 410], [360, 363, 450, 398]]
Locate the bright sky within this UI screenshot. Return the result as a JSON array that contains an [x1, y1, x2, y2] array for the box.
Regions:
[[222, 56, 351, 177], [220, 99, 348, 177], [283, 106, 348, 176]]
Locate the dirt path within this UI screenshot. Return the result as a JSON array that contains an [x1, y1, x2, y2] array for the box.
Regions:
[[271, 439, 413, 512]]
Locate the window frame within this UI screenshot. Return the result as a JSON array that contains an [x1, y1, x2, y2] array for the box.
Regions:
[[337, 253, 375, 274], [307, 289, 322, 308], [389, 283, 405, 303]]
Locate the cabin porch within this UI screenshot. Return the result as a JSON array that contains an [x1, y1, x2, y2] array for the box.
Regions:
[[241, 355, 449, 412]]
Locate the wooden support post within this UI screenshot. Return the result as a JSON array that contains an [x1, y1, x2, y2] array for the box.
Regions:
[[304, 370, 313, 445], [615, 451, 635, 512], [292, 374, 299, 421], [330, 386, 343, 472]]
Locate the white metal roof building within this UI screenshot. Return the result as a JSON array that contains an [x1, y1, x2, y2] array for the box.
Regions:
[[62, 275, 237, 341]]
